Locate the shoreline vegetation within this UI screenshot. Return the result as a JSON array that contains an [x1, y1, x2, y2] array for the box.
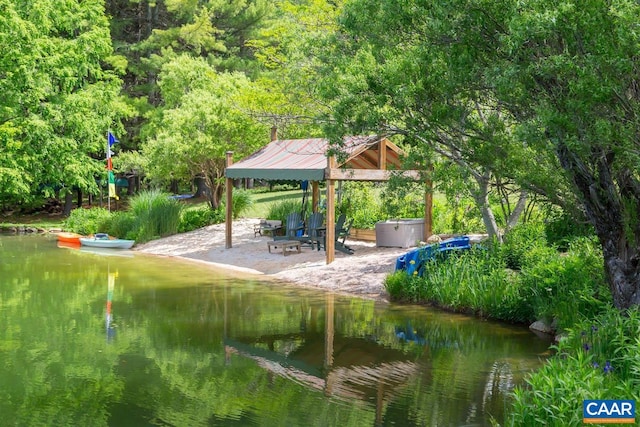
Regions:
[[3, 199, 639, 426]]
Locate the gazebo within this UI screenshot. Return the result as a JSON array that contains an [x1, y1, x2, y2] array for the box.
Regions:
[[224, 130, 429, 264]]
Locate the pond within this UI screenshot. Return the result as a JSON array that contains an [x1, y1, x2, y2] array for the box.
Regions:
[[0, 235, 552, 426]]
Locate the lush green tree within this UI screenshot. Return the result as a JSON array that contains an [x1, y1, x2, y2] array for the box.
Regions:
[[314, 0, 547, 242], [107, 0, 275, 147], [242, 0, 343, 137], [318, 0, 640, 308], [142, 55, 266, 208], [0, 0, 131, 211], [496, 0, 640, 308]]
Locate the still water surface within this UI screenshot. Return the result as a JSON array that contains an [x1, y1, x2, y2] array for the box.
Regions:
[[0, 235, 551, 426]]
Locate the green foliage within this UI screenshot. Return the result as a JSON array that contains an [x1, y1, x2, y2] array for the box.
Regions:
[[266, 199, 303, 225], [102, 211, 137, 240], [128, 189, 183, 242], [386, 224, 610, 327], [228, 190, 253, 219], [509, 307, 640, 426], [63, 207, 112, 235], [544, 209, 595, 251], [179, 206, 224, 233], [141, 55, 268, 208], [0, 0, 131, 207], [518, 237, 611, 331], [500, 222, 549, 271], [380, 180, 425, 219], [430, 196, 485, 235], [339, 182, 384, 229], [386, 247, 532, 323]]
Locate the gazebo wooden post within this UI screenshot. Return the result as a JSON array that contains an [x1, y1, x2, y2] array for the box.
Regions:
[[312, 181, 320, 213], [225, 151, 234, 249], [326, 156, 336, 264], [424, 164, 433, 240]]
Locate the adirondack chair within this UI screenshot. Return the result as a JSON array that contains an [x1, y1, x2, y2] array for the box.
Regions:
[[317, 214, 354, 254], [274, 212, 304, 241], [335, 214, 354, 254], [300, 212, 324, 250]]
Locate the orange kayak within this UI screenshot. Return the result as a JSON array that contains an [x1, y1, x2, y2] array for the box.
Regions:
[[57, 232, 84, 245]]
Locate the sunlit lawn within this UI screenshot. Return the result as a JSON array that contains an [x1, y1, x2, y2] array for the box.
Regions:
[[242, 188, 306, 218], [181, 187, 307, 218]]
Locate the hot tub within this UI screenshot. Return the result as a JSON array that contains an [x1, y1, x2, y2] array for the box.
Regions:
[[375, 219, 425, 248]]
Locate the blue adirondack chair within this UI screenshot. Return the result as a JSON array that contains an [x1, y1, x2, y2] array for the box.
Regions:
[[274, 212, 304, 241], [300, 212, 324, 250]]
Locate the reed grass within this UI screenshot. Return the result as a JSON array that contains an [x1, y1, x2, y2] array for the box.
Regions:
[[385, 231, 608, 326], [128, 189, 183, 242]]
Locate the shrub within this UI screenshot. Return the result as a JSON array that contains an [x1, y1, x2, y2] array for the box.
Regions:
[[103, 211, 137, 240], [179, 206, 224, 232], [266, 199, 304, 224], [544, 209, 595, 251], [63, 207, 112, 235], [518, 236, 611, 330], [380, 181, 425, 219], [128, 189, 183, 242], [340, 182, 384, 229], [500, 222, 549, 270]]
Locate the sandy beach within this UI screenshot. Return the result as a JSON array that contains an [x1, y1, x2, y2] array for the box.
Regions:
[[134, 218, 412, 301]]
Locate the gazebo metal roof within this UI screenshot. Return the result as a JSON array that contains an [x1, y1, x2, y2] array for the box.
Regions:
[[225, 135, 403, 181]]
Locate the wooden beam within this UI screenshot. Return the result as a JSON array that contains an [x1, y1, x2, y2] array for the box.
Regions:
[[312, 181, 319, 213], [225, 151, 234, 249], [378, 139, 387, 170], [326, 156, 336, 264], [326, 168, 422, 181]]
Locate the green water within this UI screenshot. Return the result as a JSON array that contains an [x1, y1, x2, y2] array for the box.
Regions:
[[0, 235, 551, 426]]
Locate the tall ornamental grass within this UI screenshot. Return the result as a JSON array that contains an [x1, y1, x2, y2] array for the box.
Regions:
[[266, 199, 304, 224], [225, 190, 253, 219], [385, 225, 609, 327], [385, 247, 532, 323], [128, 189, 183, 242]]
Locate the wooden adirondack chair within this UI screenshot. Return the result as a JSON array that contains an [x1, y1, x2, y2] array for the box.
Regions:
[[300, 212, 324, 250], [316, 214, 354, 254], [274, 212, 304, 241], [335, 214, 354, 254]]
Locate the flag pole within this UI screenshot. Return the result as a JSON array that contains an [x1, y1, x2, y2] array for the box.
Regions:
[[106, 130, 119, 212], [107, 131, 110, 213]]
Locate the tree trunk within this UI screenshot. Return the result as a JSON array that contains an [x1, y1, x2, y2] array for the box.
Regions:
[[169, 179, 179, 194], [193, 176, 209, 198], [63, 192, 74, 217], [557, 144, 640, 308], [204, 173, 221, 209], [126, 176, 135, 195], [202, 160, 225, 209], [505, 190, 528, 233], [599, 231, 640, 308], [471, 172, 502, 243]]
